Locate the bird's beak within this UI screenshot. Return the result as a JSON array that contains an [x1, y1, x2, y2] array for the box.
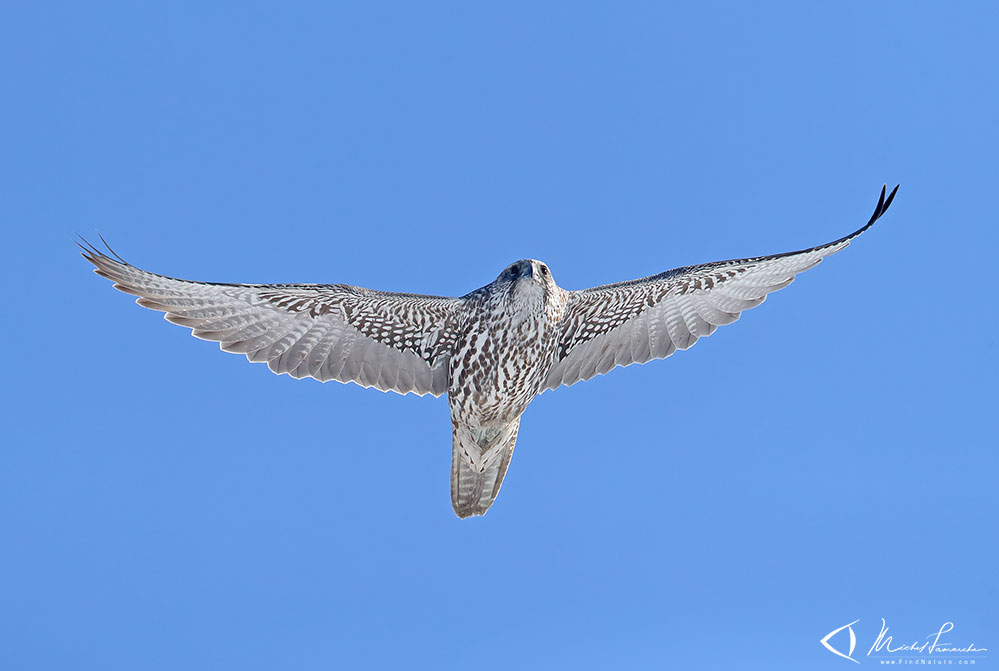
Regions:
[[523, 263, 534, 280]]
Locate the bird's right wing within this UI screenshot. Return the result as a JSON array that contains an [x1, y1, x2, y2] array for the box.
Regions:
[[545, 185, 899, 390], [82, 241, 465, 396]]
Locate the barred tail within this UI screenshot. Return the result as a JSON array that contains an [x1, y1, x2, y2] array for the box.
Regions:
[[450, 418, 521, 518]]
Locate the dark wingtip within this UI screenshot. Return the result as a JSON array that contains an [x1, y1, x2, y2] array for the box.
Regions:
[[76, 235, 103, 261], [865, 183, 900, 228], [867, 185, 887, 226], [76, 233, 130, 266], [883, 183, 900, 212], [96, 232, 128, 263]]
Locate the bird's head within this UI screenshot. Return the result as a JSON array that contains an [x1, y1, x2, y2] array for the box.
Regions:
[[497, 259, 556, 290], [495, 259, 559, 309]]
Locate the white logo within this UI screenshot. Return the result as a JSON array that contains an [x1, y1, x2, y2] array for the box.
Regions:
[[820, 619, 987, 663], [820, 620, 860, 664]]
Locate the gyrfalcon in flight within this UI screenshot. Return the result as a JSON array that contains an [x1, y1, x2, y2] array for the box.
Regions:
[[82, 184, 899, 518]]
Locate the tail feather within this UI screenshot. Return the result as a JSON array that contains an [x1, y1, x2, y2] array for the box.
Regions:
[[450, 419, 520, 518]]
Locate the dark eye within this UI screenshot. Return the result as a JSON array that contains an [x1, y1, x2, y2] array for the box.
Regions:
[[540, 265, 549, 276]]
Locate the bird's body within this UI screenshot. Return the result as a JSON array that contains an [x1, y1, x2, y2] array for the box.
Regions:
[[450, 261, 566, 424], [82, 185, 899, 518], [447, 260, 568, 515]]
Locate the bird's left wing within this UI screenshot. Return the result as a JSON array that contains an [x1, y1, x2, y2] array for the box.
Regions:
[[545, 185, 899, 390], [82, 241, 464, 396]]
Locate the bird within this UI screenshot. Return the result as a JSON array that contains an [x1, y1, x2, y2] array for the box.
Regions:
[[81, 184, 899, 518]]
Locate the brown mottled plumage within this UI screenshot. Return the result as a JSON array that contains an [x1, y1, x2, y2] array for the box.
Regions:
[[81, 185, 898, 518], [447, 260, 568, 516]]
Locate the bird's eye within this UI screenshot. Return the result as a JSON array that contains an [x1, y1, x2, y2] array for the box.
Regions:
[[540, 266, 549, 276]]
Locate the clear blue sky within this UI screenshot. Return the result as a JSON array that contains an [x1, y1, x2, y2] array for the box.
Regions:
[[2, 2, 996, 669]]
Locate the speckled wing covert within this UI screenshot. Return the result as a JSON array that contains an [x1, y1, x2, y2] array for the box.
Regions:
[[546, 184, 899, 390], [80, 242, 463, 396]]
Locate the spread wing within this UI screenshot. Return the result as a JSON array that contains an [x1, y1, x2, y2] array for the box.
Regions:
[[545, 185, 899, 390], [81, 241, 464, 396]]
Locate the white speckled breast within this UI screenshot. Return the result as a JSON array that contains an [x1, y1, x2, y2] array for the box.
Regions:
[[449, 279, 567, 428]]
